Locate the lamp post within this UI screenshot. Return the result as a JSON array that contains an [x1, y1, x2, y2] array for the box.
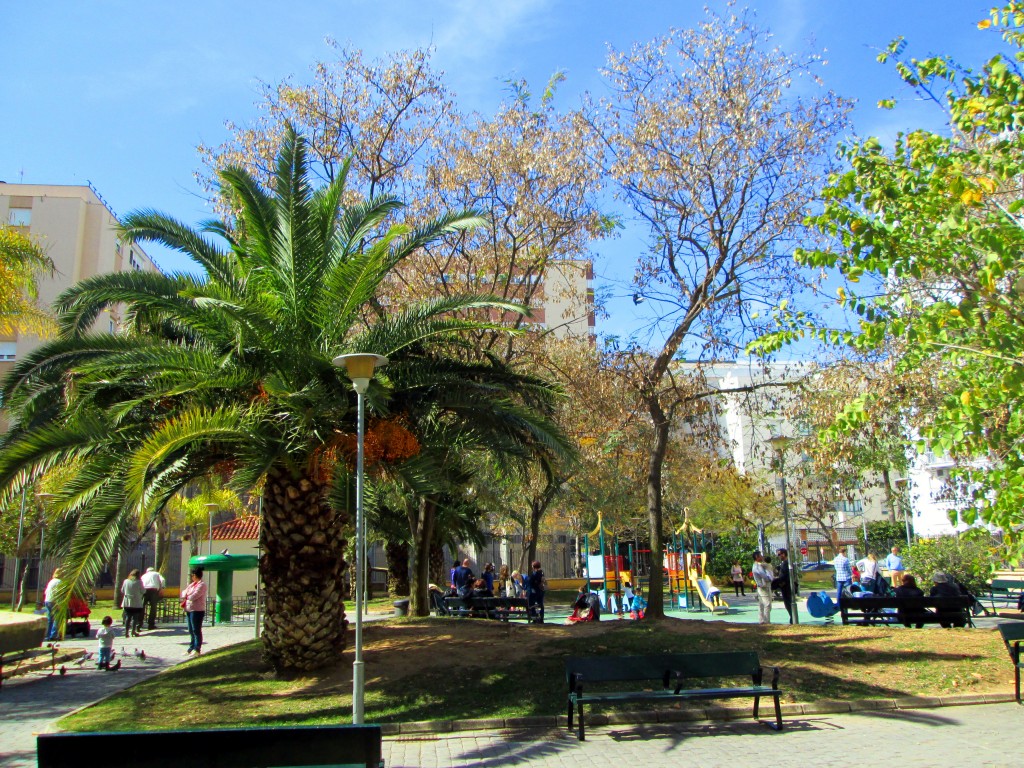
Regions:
[[34, 493, 56, 604], [767, 435, 799, 625], [204, 503, 219, 556], [894, 478, 913, 545], [332, 352, 388, 725]]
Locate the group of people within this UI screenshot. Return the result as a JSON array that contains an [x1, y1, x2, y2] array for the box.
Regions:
[[746, 548, 797, 625], [118, 566, 167, 636], [833, 546, 906, 600], [445, 558, 548, 622]]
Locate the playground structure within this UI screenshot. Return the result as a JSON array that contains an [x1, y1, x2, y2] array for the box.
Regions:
[[581, 510, 729, 616]]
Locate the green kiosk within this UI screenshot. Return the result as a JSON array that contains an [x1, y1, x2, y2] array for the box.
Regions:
[[189, 553, 259, 624]]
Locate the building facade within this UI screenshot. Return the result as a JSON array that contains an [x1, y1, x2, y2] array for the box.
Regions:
[[0, 182, 160, 375]]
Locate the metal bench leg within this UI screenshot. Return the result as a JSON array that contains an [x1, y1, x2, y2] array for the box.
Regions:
[[773, 695, 783, 731], [567, 698, 574, 732], [578, 701, 586, 741], [753, 694, 760, 719]]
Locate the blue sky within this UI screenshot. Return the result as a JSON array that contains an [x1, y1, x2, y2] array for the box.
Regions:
[[4, 1, 997, 343]]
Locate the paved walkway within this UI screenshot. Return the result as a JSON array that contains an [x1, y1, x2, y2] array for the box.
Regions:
[[2, 608, 1017, 768], [0, 622, 257, 767], [383, 702, 1022, 767]]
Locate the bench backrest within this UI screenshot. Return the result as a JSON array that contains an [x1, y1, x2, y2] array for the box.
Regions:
[[565, 652, 760, 686], [990, 580, 1024, 590], [37, 724, 382, 768], [999, 622, 1024, 645], [838, 595, 972, 609]]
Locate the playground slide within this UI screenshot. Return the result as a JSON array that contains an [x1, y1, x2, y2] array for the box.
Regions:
[[687, 567, 729, 613]]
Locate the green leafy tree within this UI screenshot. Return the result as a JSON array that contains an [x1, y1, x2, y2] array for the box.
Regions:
[[905, 533, 995, 596], [705, 531, 759, 582], [753, 4, 1024, 543], [0, 225, 54, 337], [858, 520, 911, 558], [0, 127, 564, 672]]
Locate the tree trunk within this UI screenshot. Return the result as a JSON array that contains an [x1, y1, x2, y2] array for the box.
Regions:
[[526, 499, 542, 567], [260, 465, 348, 673], [154, 513, 172, 575], [644, 396, 670, 620], [14, 561, 29, 612], [385, 540, 410, 597], [408, 497, 436, 617], [882, 468, 896, 523], [428, 541, 445, 588]]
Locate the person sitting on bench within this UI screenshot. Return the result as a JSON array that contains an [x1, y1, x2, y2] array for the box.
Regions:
[[930, 571, 967, 628], [894, 573, 926, 628]]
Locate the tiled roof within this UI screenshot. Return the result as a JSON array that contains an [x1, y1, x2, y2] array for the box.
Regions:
[[211, 516, 259, 540]]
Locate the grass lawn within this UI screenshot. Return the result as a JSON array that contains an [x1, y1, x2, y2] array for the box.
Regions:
[[59, 615, 1013, 732]]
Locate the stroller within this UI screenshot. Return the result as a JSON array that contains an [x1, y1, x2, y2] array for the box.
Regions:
[[65, 594, 92, 638]]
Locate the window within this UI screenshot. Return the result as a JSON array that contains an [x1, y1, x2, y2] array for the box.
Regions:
[[0, 341, 16, 361], [8, 208, 30, 226]]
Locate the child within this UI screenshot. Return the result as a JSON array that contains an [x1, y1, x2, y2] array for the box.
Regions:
[[97, 615, 117, 670], [622, 582, 636, 613]]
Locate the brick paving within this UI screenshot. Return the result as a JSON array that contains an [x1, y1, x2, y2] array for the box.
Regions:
[[382, 703, 1022, 767]]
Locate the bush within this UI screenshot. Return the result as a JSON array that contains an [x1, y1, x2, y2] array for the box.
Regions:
[[859, 520, 911, 557], [905, 534, 995, 596], [705, 531, 759, 582]]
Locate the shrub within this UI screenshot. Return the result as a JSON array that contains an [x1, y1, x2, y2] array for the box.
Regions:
[[905, 533, 995, 596]]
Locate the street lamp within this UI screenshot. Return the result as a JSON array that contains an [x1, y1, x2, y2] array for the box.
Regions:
[[767, 435, 799, 625], [332, 352, 388, 725], [34, 493, 56, 605], [894, 478, 913, 545], [204, 503, 219, 556]]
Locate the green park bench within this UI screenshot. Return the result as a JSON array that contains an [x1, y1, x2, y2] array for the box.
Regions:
[[987, 579, 1024, 612], [565, 651, 783, 740], [442, 595, 533, 621], [998, 622, 1024, 703], [839, 594, 974, 627], [37, 724, 383, 768]]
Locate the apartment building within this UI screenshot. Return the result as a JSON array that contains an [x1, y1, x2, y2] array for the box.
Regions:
[[0, 183, 160, 375]]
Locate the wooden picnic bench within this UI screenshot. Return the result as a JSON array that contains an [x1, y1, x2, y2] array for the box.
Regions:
[[0, 615, 58, 691], [839, 594, 974, 627], [37, 724, 383, 768], [565, 651, 783, 740], [442, 596, 533, 621], [998, 622, 1024, 703]]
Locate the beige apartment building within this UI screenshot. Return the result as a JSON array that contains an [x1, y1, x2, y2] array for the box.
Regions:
[[0, 183, 160, 376]]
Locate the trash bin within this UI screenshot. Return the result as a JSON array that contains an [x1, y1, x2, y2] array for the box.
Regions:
[[393, 599, 410, 617]]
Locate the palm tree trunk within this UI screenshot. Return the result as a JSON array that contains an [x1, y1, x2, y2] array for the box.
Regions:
[[154, 513, 172, 574], [409, 497, 436, 617], [260, 465, 348, 673], [385, 540, 410, 597], [428, 541, 445, 588]]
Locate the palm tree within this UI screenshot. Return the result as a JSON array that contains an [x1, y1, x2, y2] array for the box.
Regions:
[[0, 126, 566, 672]]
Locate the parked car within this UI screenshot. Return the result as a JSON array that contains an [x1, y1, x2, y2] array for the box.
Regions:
[[798, 561, 835, 572]]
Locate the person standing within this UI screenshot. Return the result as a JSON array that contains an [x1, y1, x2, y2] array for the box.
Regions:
[[884, 546, 905, 589], [181, 567, 208, 656], [453, 559, 474, 597], [833, 550, 853, 601], [482, 563, 496, 594], [857, 553, 881, 594], [43, 568, 62, 641], [527, 560, 547, 623], [120, 569, 146, 637], [752, 552, 774, 624], [730, 560, 746, 597], [141, 566, 166, 630], [776, 548, 796, 623]]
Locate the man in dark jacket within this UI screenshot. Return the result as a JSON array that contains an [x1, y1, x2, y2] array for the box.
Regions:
[[527, 560, 546, 623], [775, 548, 797, 624]]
